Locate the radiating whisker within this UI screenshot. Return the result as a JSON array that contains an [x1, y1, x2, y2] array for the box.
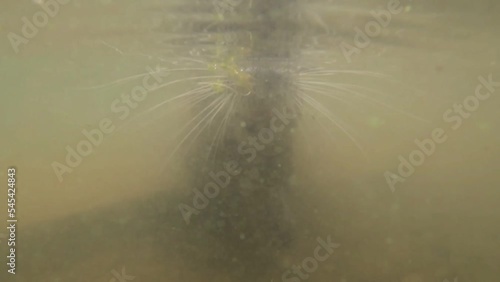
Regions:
[[297, 92, 366, 155], [176, 57, 211, 66], [171, 86, 218, 110], [143, 83, 215, 115], [301, 80, 429, 122], [76, 68, 168, 91], [300, 69, 390, 79], [76, 65, 215, 91], [198, 81, 239, 94], [121, 84, 215, 130], [207, 94, 234, 162], [167, 94, 228, 161], [297, 83, 355, 106]]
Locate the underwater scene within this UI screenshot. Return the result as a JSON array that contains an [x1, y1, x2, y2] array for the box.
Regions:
[[0, 0, 499, 281]]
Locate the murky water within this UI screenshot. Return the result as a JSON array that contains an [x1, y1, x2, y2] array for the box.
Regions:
[[0, 0, 499, 281]]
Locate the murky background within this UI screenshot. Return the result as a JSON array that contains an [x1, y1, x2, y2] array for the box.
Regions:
[[0, 0, 499, 281]]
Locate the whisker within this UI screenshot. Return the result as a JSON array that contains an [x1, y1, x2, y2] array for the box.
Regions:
[[76, 66, 215, 91], [297, 83, 355, 106], [296, 93, 338, 141], [158, 67, 212, 72], [297, 92, 366, 156], [176, 56, 210, 66], [301, 80, 429, 122], [198, 81, 239, 94], [215, 94, 238, 160], [146, 84, 214, 114], [167, 94, 228, 161], [146, 75, 225, 95], [172, 87, 219, 110], [207, 94, 234, 162], [76, 67, 168, 91], [300, 69, 390, 79], [121, 85, 216, 130]]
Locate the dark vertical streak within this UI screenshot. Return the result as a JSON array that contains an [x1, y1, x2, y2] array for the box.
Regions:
[[183, 0, 303, 279]]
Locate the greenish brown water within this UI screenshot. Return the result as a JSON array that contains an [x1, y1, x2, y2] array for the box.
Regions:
[[0, 0, 499, 281]]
